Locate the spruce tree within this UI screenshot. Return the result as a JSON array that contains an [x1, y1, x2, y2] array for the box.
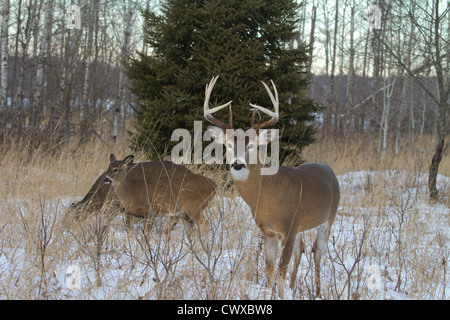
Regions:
[[126, 0, 320, 163]]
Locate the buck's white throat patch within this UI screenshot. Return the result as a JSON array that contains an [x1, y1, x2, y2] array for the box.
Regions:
[[231, 167, 249, 181]]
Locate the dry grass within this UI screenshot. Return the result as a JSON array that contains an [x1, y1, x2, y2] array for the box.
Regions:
[[303, 133, 450, 177], [0, 132, 448, 299]]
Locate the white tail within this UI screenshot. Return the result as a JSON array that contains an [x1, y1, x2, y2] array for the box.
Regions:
[[205, 76, 340, 298]]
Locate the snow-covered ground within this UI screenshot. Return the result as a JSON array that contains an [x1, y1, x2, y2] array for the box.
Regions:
[[0, 169, 448, 299]]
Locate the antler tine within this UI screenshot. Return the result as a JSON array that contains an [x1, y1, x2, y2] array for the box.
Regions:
[[250, 108, 257, 128], [249, 79, 279, 129], [250, 108, 263, 128], [204, 75, 233, 130]]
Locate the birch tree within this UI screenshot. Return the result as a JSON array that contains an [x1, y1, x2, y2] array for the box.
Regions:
[[306, 3, 316, 74], [1, 0, 10, 111], [344, 1, 355, 138], [80, 0, 94, 140], [112, 0, 133, 142], [318, 0, 332, 135], [329, 0, 339, 134]]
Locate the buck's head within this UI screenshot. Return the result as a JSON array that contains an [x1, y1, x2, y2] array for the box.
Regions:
[[204, 76, 279, 180], [104, 154, 134, 186]]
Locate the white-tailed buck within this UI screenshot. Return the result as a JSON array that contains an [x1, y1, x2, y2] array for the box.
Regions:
[[205, 76, 340, 298], [104, 154, 216, 235]]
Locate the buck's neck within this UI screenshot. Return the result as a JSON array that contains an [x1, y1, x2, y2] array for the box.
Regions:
[[231, 163, 269, 211]]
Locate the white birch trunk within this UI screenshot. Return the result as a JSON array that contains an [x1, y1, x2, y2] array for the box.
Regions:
[[81, 1, 93, 126], [112, 0, 133, 142], [1, 0, 10, 110], [344, 3, 355, 137], [380, 76, 396, 152]]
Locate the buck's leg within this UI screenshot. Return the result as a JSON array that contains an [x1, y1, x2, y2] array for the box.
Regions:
[[181, 211, 199, 237], [263, 233, 279, 291], [312, 223, 330, 297], [144, 217, 155, 237], [165, 215, 179, 234], [277, 235, 295, 299], [124, 214, 133, 233], [290, 232, 305, 289], [182, 211, 195, 228]]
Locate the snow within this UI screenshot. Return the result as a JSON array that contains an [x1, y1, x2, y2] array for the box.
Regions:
[[0, 169, 448, 300]]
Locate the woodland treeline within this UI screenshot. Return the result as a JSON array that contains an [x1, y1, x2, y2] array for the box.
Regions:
[[0, 0, 448, 197], [0, 0, 139, 148]]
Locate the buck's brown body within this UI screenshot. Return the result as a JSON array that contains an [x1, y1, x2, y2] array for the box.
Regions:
[[234, 163, 339, 236]]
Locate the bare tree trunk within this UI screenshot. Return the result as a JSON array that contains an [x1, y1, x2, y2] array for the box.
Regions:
[[53, 0, 84, 144], [405, 4, 416, 147], [306, 4, 316, 75], [10, 0, 23, 110], [329, 0, 339, 135], [370, 1, 387, 135], [419, 86, 426, 145], [428, 133, 445, 200], [0, 0, 9, 110], [395, 75, 408, 155], [112, 0, 133, 142], [395, 7, 415, 155], [379, 76, 396, 152], [11, 0, 36, 141], [14, 0, 34, 111], [359, 29, 371, 132], [81, 0, 94, 141], [321, 1, 331, 136], [141, 0, 152, 56], [428, 0, 449, 200], [33, 0, 53, 131], [344, 3, 355, 138]]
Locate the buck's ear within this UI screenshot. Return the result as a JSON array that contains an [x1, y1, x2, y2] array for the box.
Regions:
[[258, 129, 278, 145], [123, 155, 134, 165], [110, 154, 117, 162], [207, 126, 225, 144]]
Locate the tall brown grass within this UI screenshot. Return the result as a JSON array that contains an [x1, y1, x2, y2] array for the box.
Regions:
[[0, 132, 448, 299], [303, 133, 449, 177]]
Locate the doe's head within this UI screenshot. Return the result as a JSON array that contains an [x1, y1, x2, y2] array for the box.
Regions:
[[104, 154, 134, 185]]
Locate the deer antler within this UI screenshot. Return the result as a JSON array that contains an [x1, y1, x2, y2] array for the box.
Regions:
[[249, 80, 279, 130], [204, 75, 233, 130]]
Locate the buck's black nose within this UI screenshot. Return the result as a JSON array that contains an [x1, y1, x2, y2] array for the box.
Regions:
[[231, 162, 245, 171]]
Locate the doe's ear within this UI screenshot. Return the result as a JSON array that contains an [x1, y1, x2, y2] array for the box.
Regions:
[[207, 126, 226, 144], [123, 155, 134, 165], [110, 154, 117, 162]]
